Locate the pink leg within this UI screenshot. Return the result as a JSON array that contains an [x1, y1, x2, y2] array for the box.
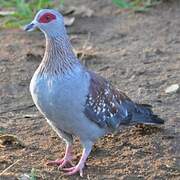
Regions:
[[63, 142, 93, 177], [47, 143, 73, 168]]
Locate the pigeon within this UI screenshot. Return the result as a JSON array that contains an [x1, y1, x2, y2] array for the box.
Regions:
[[24, 9, 164, 176]]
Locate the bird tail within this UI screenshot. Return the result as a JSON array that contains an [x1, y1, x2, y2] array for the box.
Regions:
[[131, 103, 164, 125]]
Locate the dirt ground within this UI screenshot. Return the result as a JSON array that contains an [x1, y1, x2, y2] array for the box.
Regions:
[[0, 0, 180, 179]]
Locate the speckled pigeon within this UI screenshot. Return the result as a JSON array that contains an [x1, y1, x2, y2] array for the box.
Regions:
[[24, 9, 164, 176]]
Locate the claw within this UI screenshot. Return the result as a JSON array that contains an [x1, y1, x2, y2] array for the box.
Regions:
[[47, 144, 73, 168], [63, 166, 75, 171], [58, 159, 74, 169], [62, 142, 92, 177], [47, 142, 92, 177], [46, 159, 64, 166], [63, 165, 83, 177], [47, 158, 73, 168]]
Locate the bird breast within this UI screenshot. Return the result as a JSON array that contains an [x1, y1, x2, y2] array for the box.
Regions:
[[30, 66, 90, 132]]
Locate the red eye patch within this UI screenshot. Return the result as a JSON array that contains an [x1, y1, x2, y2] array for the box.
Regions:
[[39, 13, 56, 23]]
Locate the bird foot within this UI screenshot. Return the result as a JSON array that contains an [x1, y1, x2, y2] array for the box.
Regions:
[[47, 158, 74, 168], [63, 164, 84, 177]]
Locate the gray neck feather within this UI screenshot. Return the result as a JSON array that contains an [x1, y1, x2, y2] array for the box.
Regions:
[[39, 32, 79, 75]]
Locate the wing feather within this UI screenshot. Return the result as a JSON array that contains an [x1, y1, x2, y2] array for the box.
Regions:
[[84, 71, 133, 130]]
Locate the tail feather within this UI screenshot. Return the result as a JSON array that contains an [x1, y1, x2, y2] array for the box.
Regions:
[[132, 103, 164, 125]]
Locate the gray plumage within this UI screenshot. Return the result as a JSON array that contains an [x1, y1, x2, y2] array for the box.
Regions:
[[25, 9, 164, 176]]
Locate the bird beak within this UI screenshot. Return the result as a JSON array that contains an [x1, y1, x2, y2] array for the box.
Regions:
[[24, 21, 37, 32]]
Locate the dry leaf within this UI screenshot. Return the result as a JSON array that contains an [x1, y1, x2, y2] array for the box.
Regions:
[[62, 6, 94, 17], [74, 5, 94, 17], [64, 17, 75, 26]]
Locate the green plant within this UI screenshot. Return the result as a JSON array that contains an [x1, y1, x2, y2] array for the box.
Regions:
[[112, 0, 161, 11], [0, 127, 5, 134], [112, 0, 132, 8], [0, 0, 64, 28], [30, 168, 37, 180]]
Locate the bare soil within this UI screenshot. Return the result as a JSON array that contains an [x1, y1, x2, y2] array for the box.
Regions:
[[0, 0, 180, 179]]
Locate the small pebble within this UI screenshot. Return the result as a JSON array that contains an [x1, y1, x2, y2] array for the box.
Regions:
[[165, 84, 179, 94]]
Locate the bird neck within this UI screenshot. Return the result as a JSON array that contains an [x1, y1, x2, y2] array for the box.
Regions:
[[39, 32, 79, 75]]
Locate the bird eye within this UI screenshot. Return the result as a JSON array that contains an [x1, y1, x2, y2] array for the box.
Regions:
[[39, 13, 56, 23]]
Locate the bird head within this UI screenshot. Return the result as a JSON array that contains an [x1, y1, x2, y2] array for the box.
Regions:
[[24, 9, 65, 37]]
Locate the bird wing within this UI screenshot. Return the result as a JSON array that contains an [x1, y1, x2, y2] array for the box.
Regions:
[[84, 71, 134, 131]]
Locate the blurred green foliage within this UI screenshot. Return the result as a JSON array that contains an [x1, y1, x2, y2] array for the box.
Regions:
[[0, 0, 64, 28], [0, 0, 161, 28], [112, 0, 161, 11], [30, 168, 37, 180]]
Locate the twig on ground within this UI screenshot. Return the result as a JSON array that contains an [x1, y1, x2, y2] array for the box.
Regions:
[[0, 104, 35, 114], [79, 32, 91, 60], [0, 159, 21, 176]]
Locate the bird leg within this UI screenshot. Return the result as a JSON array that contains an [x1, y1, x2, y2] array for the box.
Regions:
[[63, 142, 92, 177], [47, 143, 73, 168]]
